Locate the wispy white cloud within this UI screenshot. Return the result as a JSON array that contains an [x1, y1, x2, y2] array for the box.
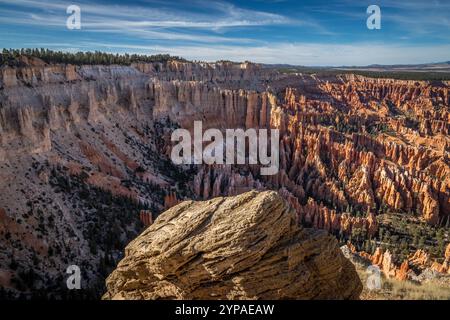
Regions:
[[0, 0, 295, 29], [0, 0, 304, 44], [143, 43, 450, 65], [31, 41, 450, 66]]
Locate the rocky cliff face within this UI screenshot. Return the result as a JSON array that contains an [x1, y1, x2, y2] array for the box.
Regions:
[[103, 191, 362, 300], [0, 57, 448, 298]]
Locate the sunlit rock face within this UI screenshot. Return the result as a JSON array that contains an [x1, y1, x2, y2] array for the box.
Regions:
[[103, 191, 362, 300]]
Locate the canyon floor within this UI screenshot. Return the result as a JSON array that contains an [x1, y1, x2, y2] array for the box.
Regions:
[[0, 54, 449, 299]]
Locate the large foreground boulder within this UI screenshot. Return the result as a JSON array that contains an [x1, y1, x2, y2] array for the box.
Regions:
[[103, 191, 362, 299]]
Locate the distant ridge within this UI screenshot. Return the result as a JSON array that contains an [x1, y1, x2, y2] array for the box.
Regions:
[[263, 61, 450, 70], [263, 60, 450, 81]]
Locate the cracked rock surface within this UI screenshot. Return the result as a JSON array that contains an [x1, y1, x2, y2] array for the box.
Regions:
[[103, 190, 362, 300]]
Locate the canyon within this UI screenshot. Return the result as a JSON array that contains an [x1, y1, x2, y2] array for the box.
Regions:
[[0, 55, 449, 298]]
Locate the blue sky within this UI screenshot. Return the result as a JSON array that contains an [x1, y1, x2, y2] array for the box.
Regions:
[[0, 0, 449, 66]]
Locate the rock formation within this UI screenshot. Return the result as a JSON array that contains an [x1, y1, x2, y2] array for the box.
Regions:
[[164, 192, 181, 210], [348, 244, 450, 281], [431, 243, 450, 274], [103, 191, 362, 300], [139, 210, 153, 227]]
